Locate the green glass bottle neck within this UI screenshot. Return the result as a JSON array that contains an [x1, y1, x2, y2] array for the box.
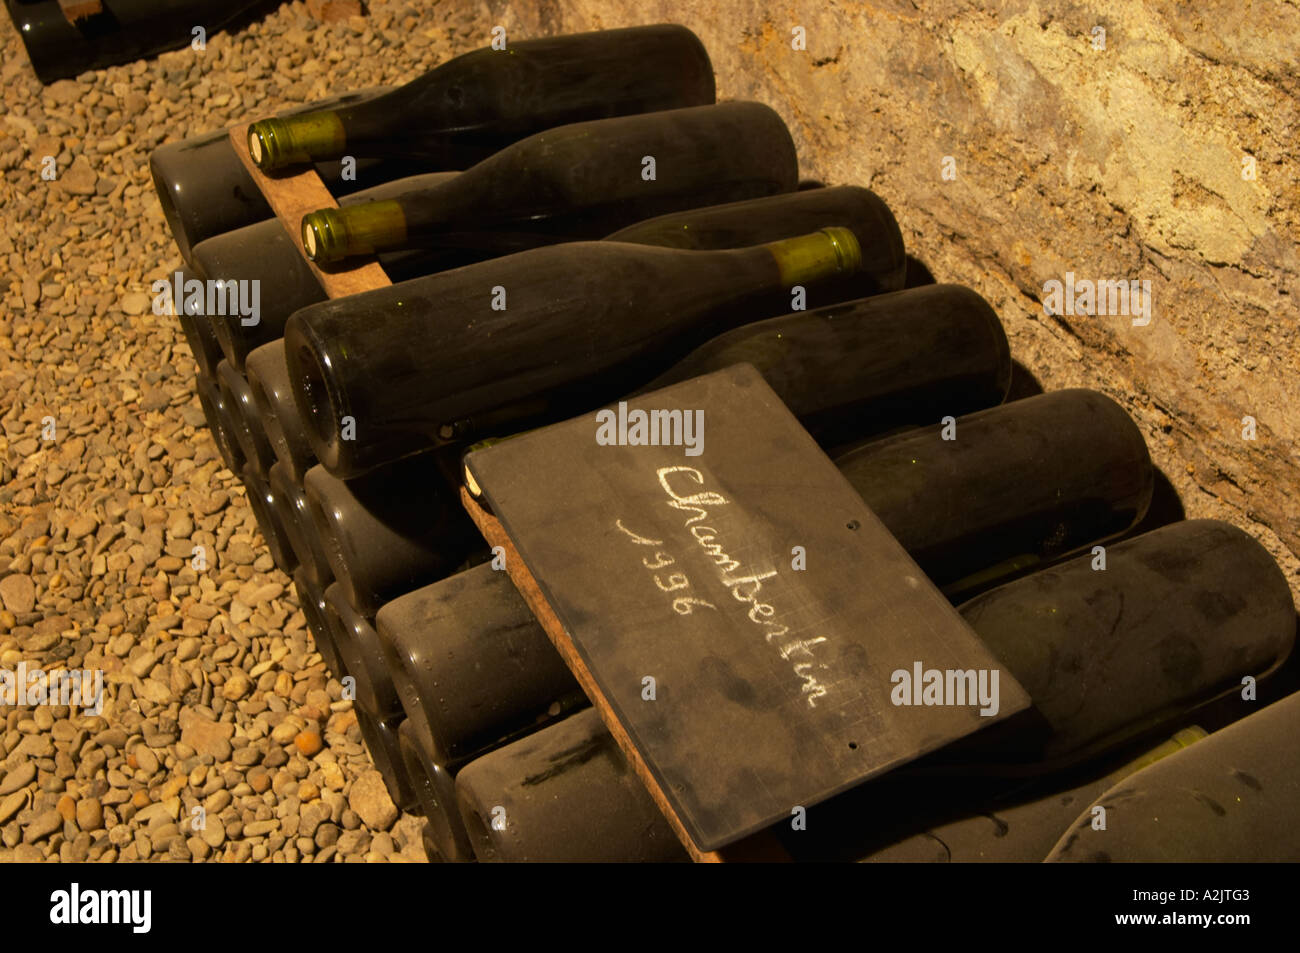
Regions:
[[248, 111, 347, 170], [301, 201, 408, 263], [762, 227, 862, 286]]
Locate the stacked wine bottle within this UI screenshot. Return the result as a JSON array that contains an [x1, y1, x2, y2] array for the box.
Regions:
[[150, 24, 1298, 863]]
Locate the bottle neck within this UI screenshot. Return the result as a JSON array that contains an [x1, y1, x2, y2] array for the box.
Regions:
[[248, 111, 347, 170], [761, 227, 862, 287], [301, 200, 408, 262]]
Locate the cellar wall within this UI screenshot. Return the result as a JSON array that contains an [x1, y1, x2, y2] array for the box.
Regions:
[[475, 0, 1300, 595]]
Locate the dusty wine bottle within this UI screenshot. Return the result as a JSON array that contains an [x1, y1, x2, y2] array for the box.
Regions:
[[298, 102, 799, 264], [858, 728, 1208, 862], [286, 227, 864, 478], [1046, 690, 1300, 862], [834, 389, 1154, 596], [149, 86, 431, 266], [304, 456, 483, 618], [292, 568, 346, 681], [193, 173, 467, 370], [194, 375, 246, 476], [12, 0, 277, 85], [246, 342, 318, 482], [398, 720, 476, 863], [268, 461, 333, 589], [241, 463, 298, 576], [456, 519, 1295, 862], [248, 25, 716, 171], [216, 361, 278, 479], [353, 705, 419, 815], [455, 708, 689, 863], [322, 583, 402, 718], [606, 185, 906, 301], [172, 266, 225, 379]]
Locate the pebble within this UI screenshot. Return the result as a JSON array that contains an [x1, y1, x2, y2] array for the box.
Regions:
[[0, 763, 36, 796], [348, 770, 398, 831], [0, 574, 35, 614], [76, 797, 103, 832], [294, 730, 323, 757]]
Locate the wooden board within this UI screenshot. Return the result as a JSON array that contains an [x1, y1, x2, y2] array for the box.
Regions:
[[228, 123, 390, 300], [463, 364, 1031, 854]]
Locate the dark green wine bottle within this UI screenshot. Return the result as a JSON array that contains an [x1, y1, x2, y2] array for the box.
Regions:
[[860, 728, 1208, 862], [298, 102, 798, 264], [606, 185, 906, 302], [835, 389, 1154, 597], [172, 265, 225, 379], [286, 227, 863, 478], [456, 708, 689, 863], [215, 360, 277, 479], [292, 567, 346, 681], [194, 375, 245, 476], [304, 457, 482, 618], [1046, 690, 1300, 862], [246, 341, 318, 482], [268, 461, 333, 589], [247, 25, 716, 171], [240, 463, 297, 576]]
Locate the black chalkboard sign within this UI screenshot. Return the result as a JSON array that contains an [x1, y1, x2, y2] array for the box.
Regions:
[[465, 364, 1031, 852]]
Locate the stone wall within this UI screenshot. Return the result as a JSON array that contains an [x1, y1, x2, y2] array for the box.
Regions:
[[472, 0, 1300, 595]]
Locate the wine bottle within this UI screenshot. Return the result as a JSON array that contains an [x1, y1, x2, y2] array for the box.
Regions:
[[353, 705, 419, 815], [606, 185, 906, 301], [456, 519, 1295, 862], [268, 461, 333, 589], [298, 102, 799, 264], [173, 266, 225, 379], [247, 25, 716, 171], [455, 708, 689, 863], [194, 173, 468, 371], [379, 387, 1150, 806], [304, 456, 483, 618], [10, 0, 278, 85], [293, 568, 346, 681], [286, 227, 864, 478], [246, 342, 318, 482], [149, 86, 432, 265], [215, 361, 277, 479], [241, 463, 297, 576], [398, 720, 475, 863], [638, 283, 1011, 449], [1046, 690, 1300, 862], [859, 728, 1208, 862], [323, 582, 403, 719], [194, 375, 245, 476], [835, 388, 1154, 597]]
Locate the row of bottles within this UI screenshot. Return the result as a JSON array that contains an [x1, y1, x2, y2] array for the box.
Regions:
[[154, 22, 1296, 863]]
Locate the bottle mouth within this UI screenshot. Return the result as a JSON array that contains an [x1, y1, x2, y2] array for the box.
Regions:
[[301, 210, 343, 263], [247, 119, 291, 170]]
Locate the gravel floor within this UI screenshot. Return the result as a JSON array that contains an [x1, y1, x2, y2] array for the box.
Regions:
[[0, 0, 481, 862]]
